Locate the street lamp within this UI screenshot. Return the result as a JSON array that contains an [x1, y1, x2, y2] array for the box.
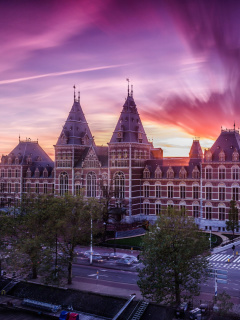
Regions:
[[90, 212, 93, 265]]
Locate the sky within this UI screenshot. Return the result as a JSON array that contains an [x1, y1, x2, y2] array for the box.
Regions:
[[1, 0, 240, 159]]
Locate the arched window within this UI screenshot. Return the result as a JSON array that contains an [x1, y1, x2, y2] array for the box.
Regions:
[[155, 182, 161, 198], [232, 183, 239, 201], [143, 182, 150, 198], [205, 166, 212, 179], [87, 171, 97, 197], [75, 183, 82, 196], [143, 200, 150, 215], [155, 201, 161, 215], [192, 183, 199, 199], [114, 171, 125, 199], [192, 201, 199, 218], [218, 165, 226, 180], [179, 201, 186, 215], [205, 202, 212, 220], [205, 183, 212, 200], [60, 172, 68, 196], [192, 166, 200, 179], [232, 166, 239, 180], [179, 182, 186, 199], [218, 203, 226, 220], [218, 183, 226, 201]]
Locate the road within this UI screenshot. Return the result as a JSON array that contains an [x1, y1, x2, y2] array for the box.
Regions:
[[73, 245, 240, 299]]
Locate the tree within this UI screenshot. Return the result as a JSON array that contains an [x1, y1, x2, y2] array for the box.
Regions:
[[214, 291, 233, 316], [137, 209, 210, 305], [226, 200, 239, 240]]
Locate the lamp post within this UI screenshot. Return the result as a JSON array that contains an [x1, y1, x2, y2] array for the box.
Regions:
[[90, 212, 93, 265], [209, 228, 212, 251]]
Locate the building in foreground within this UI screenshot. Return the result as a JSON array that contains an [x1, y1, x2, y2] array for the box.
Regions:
[[0, 86, 239, 233]]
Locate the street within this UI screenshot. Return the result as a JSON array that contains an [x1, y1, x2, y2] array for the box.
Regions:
[[73, 244, 240, 300]]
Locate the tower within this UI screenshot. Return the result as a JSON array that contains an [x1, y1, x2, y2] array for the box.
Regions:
[[54, 88, 94, 196], [109, 82, 151, 221]]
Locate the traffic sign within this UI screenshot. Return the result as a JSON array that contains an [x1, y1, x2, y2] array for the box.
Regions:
[[217, 279, 227, 284]]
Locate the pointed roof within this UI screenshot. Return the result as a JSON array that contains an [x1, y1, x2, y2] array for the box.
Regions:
[[208, 128, 240, 161], [189, 140, 203, 159], [56, 96, 94, 146], [110, 88, 150, 144]]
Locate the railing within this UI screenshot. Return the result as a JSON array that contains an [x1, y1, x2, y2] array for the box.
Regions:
[[22, 299, 61, 313]]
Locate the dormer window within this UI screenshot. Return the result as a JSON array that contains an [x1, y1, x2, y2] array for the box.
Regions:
[[143, 166, 150, 179], [26, 168, 31, 178], [179, 167, 187, 179], [35, 168, 40, 178], [219, 150, 225, 162], [232, 148, 239, 161], [205, 150, 212, 162], [43, 168, 48, 178], [192, 166, 200, 179], [167, 167, 174, 179], [138, 132, 143, 143], [155, 165, 162, 179], [26, 156, 32, 165], [8, 157, 12, 165], [36, 156, 42, 161], [15, 157, 19, 165]]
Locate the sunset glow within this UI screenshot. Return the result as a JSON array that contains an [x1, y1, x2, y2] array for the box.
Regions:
[[1, 0, 239, 158]]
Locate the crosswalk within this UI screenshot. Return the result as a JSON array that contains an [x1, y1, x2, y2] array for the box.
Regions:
[[207, 253, 240, 270]]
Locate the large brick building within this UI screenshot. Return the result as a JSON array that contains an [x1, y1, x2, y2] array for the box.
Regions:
[[0, 86, 239, 233]]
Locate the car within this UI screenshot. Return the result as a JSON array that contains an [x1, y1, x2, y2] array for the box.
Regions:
[[89, 254, 104, 263], [189, 307, 201, 319], [175, 302, 188, 318], [116, 258, 134, 266], [199, 303, 209, 315], [83, 250, 98, 258]]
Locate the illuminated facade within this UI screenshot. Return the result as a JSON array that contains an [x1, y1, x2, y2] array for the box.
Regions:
[[0, 87, 239, 233]]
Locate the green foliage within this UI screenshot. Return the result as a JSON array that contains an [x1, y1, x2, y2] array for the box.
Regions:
[[226, 200, 239, 240], [137, 209, 210, 305], [215, 291, 233, 316]]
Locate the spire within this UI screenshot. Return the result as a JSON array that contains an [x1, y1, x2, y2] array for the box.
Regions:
[[234, 121, 236, 131], [110, 86, 150, 144], [126, 78, 130, 97], [131, 85, 133, 98], [56, 92, 94, 146], [73, 85, 76, 102]]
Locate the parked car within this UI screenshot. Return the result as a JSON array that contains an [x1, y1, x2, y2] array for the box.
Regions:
[[175, 302, 188, 318], [116, 258, 134, 266], [189, 307, 201, 319], [88, 254, 104, 263]]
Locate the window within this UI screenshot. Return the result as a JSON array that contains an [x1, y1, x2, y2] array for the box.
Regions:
[[206, 186, 212, 200], [143, 202, 150, 215], [180, 185, 186, 199], [114, 171, 124, 199], [219, 207, 225, 220], [0, 182, 5, 192], [206, 167, 212, 179], [43, 183, 48, 194], [7, 183, 11, 193], [15, 183, 19, 193], [219, 167, 226, 180], [193, 185, 199, 199], [35, 183, 39, 194], [192, 167, 200, 179], [60, 172, 68, 196], [27, 183, 31, 193], [1, 169, 4, 178], [219, 150, 225, 162], [219, 186, 225, 201], [143, 167, 150, 179], [87, 171, 97, 197], [168, 185, 173, 198], [232, 149, 239, 161], [232, 187, 239, 201], [179, 167, 187, 179], [143, 184, 150, 198], [155, 202, 161, 215], [75, 184, 81, 196], [155, 184, 161, 198], [206, 207, 212, 220], [8, 169, 11, 178], [167, 167, 174, 179], [193, 206, 199, 218], [155, 166, 162, 179], [43, 169, 48, 178], [180, 205, 186, 215], [232, 167, 239, 180]]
